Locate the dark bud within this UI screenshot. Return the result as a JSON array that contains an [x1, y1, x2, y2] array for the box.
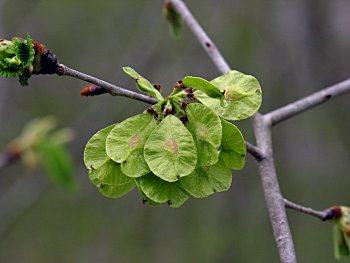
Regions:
[[164, 108, 174, 118], [187, 93, 195, 100], [181, 101, 188, 110], [167, 200, 173, 206], [322, 206, 342, 221], [153, 83, 161, 91], [175, 80, 183, 89], [147, 108, 156, 114], [40, 50, 59, 74], [4, 147, 21, 164], [31, 41, 60, 75], [185, 87, 195, 99], [180, 115, 188, 124], [147, 108, 159, 120], [80, 85, 108, 96]]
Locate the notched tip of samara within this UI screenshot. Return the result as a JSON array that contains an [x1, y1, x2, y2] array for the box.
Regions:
[[80, 85, 108, 96]]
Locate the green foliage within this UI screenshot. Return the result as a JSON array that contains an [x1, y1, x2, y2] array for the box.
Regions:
[[220, 119, 246, 170], [183, 76, 223, 99], [196, 70, 262, 120], [144, 114, 197, 182], [137, 173, 189, 208], [164, 0, 183, 40], [179, 160, 232, 198], [84, 125, 135, 197], [106, 114, 156, 178], [89, 160, 135, 198], [36, 138, 76, 191], [0, 33, 35, 86], [84, 67, 262, 207], [186, 103, 222, 167], [123, 67, 164, 101], [84, 125, 115, 171], [8, 116, 76, 190]]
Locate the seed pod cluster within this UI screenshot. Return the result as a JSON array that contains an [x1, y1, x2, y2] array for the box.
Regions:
[[84, 67, 262, 207]]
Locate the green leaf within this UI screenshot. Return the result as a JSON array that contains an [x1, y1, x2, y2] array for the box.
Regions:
[[144, 115, 197, 182], [122, 67, 164, 101], [36, 138, 76, 191], [84, 124, 115, 171], [134, 179, 162, 206], [13, 33, 35, 68], [183, 76, 223, 99], [333, 224, 350, 259], [138, 173, 189, 208], [195, 70, 262, 120], [220, 119, 246, 170], [89, 159, 135, 198], [186, 103, 221, 167], [122, 66, 142, 80], [180, 160, 232, 198], [19, 70, 31, 86], [106, 114, 156, 178], [164, 0, 183, 40]]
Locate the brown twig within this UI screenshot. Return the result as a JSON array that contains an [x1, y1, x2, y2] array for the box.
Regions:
[[284, 198, 331, 221], [265, 78, 350, 126], [59, 64, 158, 105], [168, 0, 230, 74]]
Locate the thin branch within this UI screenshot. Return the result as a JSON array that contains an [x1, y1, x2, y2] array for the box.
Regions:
[[265, 78, 350, 126], [168, 0, 231, 74], [59, 64, 158, 105], [284, 198, 330, 221], [245, 141, 264, 161]]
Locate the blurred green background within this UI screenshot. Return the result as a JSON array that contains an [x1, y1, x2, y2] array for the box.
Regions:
[[0, 0, 350, 262]]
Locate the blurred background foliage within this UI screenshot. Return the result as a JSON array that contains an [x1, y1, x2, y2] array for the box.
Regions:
[[0, 0, 350, 262]]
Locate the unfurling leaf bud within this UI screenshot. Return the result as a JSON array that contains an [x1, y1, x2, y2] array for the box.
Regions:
[[0, 33, 59, 86]]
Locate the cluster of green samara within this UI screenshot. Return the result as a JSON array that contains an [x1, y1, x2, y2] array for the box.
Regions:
[[84, 67, 262, 207]]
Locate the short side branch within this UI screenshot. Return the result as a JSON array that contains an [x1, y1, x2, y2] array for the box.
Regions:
[[168, 0, 230, 74], [59, 64, 158, 105], [284, 198, 329, 221], [265, 78, 350, 126], [245, 141, 264, 161]]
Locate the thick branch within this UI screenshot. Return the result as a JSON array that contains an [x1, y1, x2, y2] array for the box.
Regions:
[[59, 64, 158, 105], [168, 0, 230, 74], [253, 113, 297, 263], [284, 198, 329, 221], [265, 78, 350, 126]]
